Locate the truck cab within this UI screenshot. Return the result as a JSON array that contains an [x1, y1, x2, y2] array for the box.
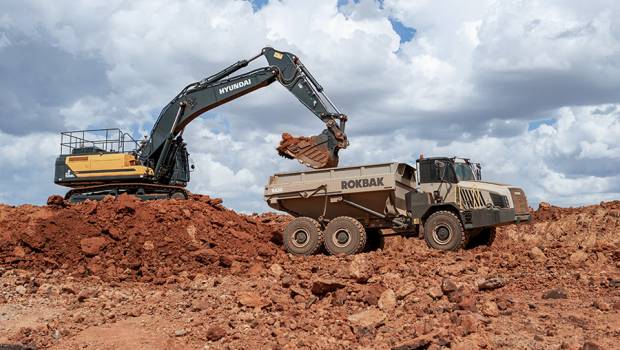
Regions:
[[407, 156, 531, 250]]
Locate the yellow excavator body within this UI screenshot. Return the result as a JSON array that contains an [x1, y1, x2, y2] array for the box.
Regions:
[[64, 153, 153, 180]]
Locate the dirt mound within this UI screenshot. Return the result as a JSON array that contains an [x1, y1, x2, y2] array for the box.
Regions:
[[0, 194, 288, 282], [1, 198, 619, 349]]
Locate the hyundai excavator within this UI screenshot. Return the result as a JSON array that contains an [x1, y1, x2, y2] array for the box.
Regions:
[[54, 47, 349, 201]]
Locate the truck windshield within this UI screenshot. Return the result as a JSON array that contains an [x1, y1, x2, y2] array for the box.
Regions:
[[454, 163, 476, 181]]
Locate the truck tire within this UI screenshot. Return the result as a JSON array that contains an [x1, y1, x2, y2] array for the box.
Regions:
[[283, 217, 324, 256], [324, 216, 367, 256], [423, 211, 467, 251]]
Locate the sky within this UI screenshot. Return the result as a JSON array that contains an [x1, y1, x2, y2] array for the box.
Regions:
[[1, 0, 619, 212]]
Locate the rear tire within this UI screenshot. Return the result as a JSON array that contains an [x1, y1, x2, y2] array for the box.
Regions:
[[423, 211, 467, 251], [283, 217, 324, 256], [324, 216, 367, 256]]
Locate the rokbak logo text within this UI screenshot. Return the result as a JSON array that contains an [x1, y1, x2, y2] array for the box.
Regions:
[[341, 177, 384, 189]]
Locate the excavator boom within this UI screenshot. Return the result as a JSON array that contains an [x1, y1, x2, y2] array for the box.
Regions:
[[141, 47, 348, 181]]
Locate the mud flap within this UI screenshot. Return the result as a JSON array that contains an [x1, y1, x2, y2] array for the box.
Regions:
[[277, 131, 339, 169]]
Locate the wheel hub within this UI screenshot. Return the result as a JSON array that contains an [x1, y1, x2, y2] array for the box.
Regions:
[[333, 229, 351, 247], [433, 224, 452, 245], [292, 229, 309, 247]]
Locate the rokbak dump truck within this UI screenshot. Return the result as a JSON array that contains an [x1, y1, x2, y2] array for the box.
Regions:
[[264, 157, 530, 255]]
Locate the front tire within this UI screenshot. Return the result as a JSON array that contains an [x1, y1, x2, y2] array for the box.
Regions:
[[324, 216, 367, 256], [423, 211, 467, 251], [283, 217, 324, 256]]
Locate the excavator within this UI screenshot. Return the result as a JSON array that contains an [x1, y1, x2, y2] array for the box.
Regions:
[[54, 47, 349, 201]]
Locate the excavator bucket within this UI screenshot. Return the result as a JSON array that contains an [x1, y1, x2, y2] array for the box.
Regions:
[[277, 131, 339, 169]]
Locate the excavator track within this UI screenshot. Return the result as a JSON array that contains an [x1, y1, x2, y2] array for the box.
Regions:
[[64, 183, 189, 203], [277, 132, 339, 169]]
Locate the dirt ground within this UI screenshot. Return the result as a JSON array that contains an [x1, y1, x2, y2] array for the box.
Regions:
[[0, 195, 618, 349]]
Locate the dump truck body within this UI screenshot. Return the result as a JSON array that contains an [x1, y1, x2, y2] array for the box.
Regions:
[[265, 162, 415, 228]]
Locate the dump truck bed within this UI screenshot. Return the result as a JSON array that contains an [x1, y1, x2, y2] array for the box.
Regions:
[[264, 162, 416, 226]]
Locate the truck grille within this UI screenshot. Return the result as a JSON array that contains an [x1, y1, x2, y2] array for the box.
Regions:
[[509, 188, 529, 214], [489, 193, 509, 208], [458, 187, 486, 209]]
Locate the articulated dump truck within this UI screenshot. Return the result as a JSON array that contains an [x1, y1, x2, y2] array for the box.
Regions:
[[264, 157, 531, 255]]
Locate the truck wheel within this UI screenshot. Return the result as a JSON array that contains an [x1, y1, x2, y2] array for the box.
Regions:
[[423, 211, 467, 251], [324, 216, 367, 256], [282, 217, 324, 256]]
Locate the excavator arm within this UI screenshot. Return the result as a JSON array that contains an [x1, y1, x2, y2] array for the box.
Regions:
[[141, 47, 349, 182]]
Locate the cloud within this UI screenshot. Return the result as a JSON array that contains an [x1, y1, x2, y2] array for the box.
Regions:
[[0, 0, 619, 211]]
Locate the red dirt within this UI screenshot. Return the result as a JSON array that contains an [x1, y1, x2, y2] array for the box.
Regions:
[[0, 194, 287, 282], [0, 197, 619, 349]]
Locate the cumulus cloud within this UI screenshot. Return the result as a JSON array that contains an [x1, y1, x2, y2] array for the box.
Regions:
[[0, 0, 619, 211]]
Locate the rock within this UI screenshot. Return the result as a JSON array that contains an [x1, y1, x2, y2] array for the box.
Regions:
[[477, 277, 506, 291], [47, 195, 66, 207], [218, 255, 233, 268], [538, 202, 551, 209], [392, 336, 433, 350], [331, 288, 348, 306], [80, 237, 108, 256], [542, 288, 568, 300], [441, 278, 457, 294], [480, 301, 499, 317], [248, 263, 265, 275], [427, 287, 443, 300], [348, 255, 374, 282], [460, 313, 479, 335], [269, 263, 284, 277], [142, 241, 155, 251], [457, 295, 478, 312], [52, 329, 61, 340], [206, 326, 226, 341], [116, 194, 137, 214], [396, 283, 416, 300], [237, 291, 270, 309], [529, 247, 546, 261], [361, 284, 385, 306], [378, 289, 397, 311], [174, 329, 188, 337], [191, 298, 210, 312], [15, 285, 27, 295], [569, 251, 588, 266], [77, 289, 97, 302], [311, 278, 345, 296], [582, 341, 602, 350], [12, 246, 26, 258], [593, 300, 610, 311], [347, 308, 386, 328]]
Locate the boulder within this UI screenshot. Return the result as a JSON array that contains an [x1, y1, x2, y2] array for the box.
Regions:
[[347, 308, 386, 328], [80, 237, 108, 256], [348, 255, 374, 282], [378, 289, 397, 311]]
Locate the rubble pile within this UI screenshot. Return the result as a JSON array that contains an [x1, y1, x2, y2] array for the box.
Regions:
[[0, 198, 618, 349]]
